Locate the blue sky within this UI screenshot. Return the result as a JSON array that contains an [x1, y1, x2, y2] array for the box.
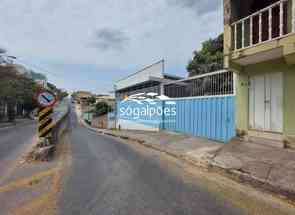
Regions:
[[0, 0, 223, 94]]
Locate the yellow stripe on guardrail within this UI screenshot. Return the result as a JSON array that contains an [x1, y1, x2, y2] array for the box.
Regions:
[[38, 107, 54, 138]]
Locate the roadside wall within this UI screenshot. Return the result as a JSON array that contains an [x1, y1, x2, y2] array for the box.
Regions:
[[163, 96, 236, 143], [91, 114, 108, 129], [116, 100, 162, 131], [116, 96, 236, 143]]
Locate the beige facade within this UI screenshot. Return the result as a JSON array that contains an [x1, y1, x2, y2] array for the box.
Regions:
[[224, 0, 295, 144]]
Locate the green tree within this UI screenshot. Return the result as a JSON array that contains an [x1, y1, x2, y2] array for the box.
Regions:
[[28, 70, 47, 81], [47, 82, 68, 101], [71, 92, 78, 100], [59, 91, 69, 100], [47, 82, 58, 92], [187, 34, 224, 76], [87, 96, 96, 105], [0, 66, 39, 121], [93, 101, 113, 117]]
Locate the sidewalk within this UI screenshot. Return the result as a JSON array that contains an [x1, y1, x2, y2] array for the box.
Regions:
[[86, 124, 295, 202]]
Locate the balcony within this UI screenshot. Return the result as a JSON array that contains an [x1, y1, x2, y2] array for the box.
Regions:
[[231, 0, 295, 51]]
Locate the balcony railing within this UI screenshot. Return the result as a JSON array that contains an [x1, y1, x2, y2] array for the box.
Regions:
[[232, 0, 295, 51]]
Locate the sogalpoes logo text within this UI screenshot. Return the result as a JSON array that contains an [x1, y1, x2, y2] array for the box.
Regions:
[[119, 93, 176, 120]]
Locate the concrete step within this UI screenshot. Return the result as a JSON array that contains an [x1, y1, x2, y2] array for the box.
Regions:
[[248, 136, 285, 149]]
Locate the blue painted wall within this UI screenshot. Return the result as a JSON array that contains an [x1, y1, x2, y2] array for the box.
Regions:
[[117, 96, 236, 143], [163, 96, 236, 143]]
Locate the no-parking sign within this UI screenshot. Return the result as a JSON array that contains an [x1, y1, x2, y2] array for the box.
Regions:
[[36, 91, 57, 107]]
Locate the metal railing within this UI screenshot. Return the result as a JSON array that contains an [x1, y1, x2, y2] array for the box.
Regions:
[[164, 70, 234, 99], [232, 0, 295, 51]]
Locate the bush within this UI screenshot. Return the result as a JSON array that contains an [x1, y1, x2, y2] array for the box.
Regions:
[[93, 102, 113, 117]]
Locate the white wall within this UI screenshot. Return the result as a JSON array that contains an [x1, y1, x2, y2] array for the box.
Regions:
[[117, 119, 160, 131], [115, 61, 164, 90]]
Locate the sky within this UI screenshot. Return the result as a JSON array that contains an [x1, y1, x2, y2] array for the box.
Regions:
[[0, 0, 223, 94]]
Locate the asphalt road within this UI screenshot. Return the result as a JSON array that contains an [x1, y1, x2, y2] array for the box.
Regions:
[[57, 109, 246, 215], [0, 121, 36, 184], [0, 102, 66, 185]]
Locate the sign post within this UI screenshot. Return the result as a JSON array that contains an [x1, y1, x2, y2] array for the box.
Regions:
[[36, 91, 57, 141]]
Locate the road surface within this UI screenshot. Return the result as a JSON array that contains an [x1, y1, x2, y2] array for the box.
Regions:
[[0, 121, 36, 185], [0, 101, 68, 185], [58, 107, 247, 215]]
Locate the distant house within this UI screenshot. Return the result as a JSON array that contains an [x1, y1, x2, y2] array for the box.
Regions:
[[224, 0, 295, 145], [76, 91, 92, 105]]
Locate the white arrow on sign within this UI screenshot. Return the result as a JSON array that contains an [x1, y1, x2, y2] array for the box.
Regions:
[[37, 91, 56, 107]]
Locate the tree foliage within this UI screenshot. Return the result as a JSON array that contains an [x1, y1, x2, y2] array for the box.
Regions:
[[71, 92, 78, 100], [93, 101, 113, 117], [0, 66, 39, 120], [28, 70, 47, 81], [187, 34, 224, 76], [87, 96, 96, 105], [0, 65, 66, 121], [47, 82, 68, 100]]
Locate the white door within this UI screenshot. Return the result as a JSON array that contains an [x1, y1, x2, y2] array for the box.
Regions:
[[249, 72, 283, 133]]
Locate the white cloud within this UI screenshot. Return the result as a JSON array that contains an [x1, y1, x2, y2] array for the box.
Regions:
[[0, 0, 223, 92], [89, 28, 130, 51]]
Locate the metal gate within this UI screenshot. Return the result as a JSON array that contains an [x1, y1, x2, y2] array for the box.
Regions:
[[162, 96, 235, 142], [162, 70, 236, 142]]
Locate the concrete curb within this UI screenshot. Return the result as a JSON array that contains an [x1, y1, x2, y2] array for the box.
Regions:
[[82, 122, 295, 203]]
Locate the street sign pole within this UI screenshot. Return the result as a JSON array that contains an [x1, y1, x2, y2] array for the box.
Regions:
[[35, 91, 57, 145]]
